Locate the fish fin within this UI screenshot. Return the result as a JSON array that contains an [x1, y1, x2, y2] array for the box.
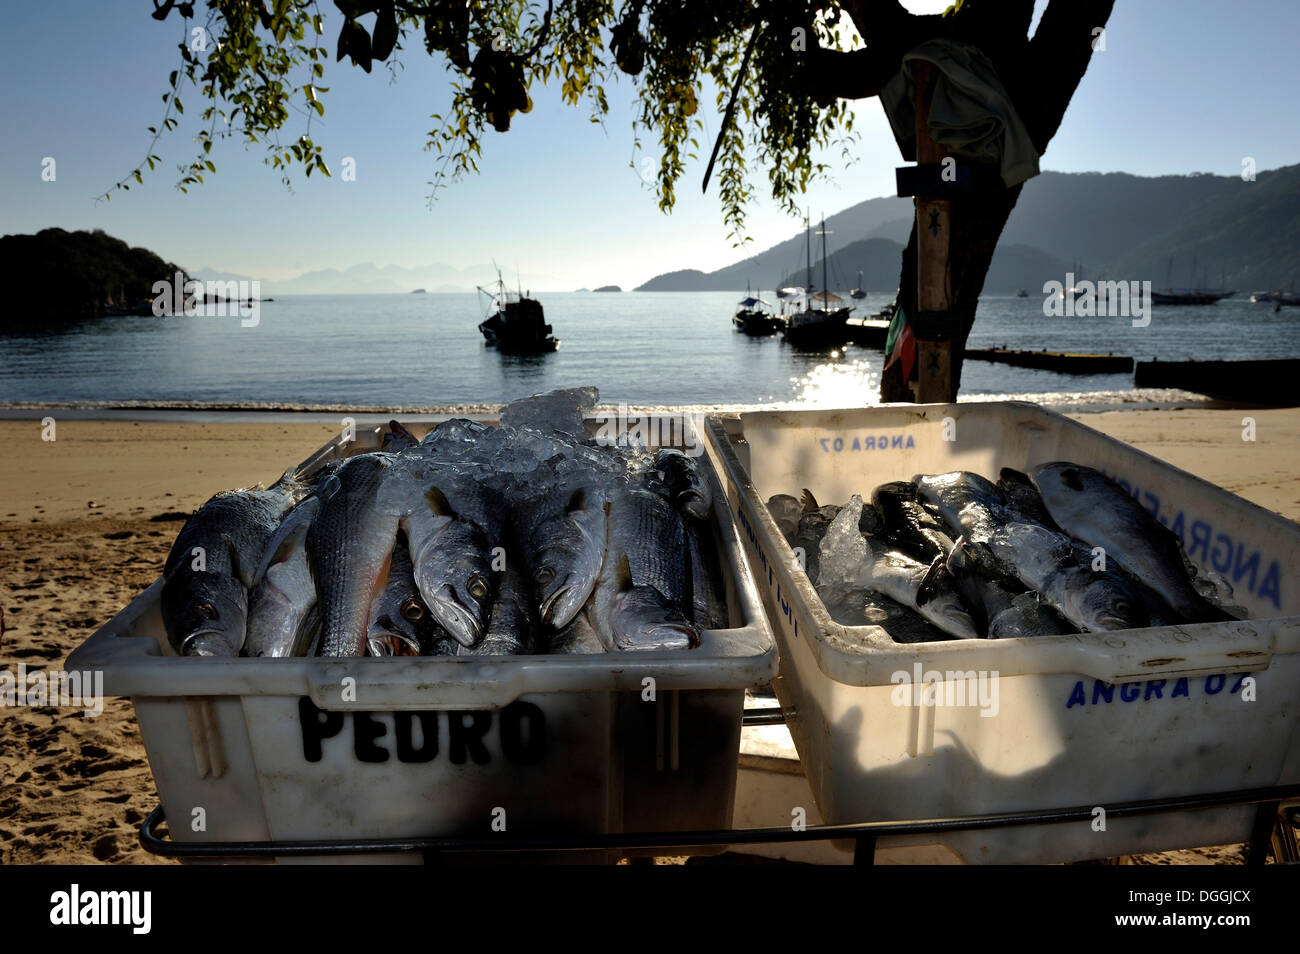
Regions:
[[998, 467, 1032, 487], [316, 473, 342, 502], [614, 553, 634, 593], [425, 486, 455, 517], [915, 557, 949, 608], [226, 535, 254, 589], [800, 489, 819, 513]]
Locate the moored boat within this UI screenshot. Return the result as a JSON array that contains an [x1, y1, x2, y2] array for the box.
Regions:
[[477, 272, 559, 353]]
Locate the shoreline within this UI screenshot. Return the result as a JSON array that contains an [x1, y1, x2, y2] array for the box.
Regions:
[[0, 387, 1255, 422]]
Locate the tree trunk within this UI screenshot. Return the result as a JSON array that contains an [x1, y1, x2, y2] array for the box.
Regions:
[[880, 182, 1024, 402], [869, 0, 1114, 403]]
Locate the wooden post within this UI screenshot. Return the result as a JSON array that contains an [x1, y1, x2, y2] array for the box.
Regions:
[[913, 61, 953, 403]]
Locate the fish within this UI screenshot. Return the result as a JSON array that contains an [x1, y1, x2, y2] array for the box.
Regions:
[[587, 480, 699, 651], [913, 471, 1007, 543], [244, 497, 321, 657], [767, 494, 803, 543], [461, 559, 535, 655], [818, 497, 978, 639], [997, 467, 1062, 531], [985, 521, 1147, 631], [307, 453, 402, 657], [654, 448, 711, 520], [686, 516, 728, 629], [946, 536, 1074, 639], [161, 470, 309, 657], [389, 456, 502, 647], [549, 611, 607, 653], [1029, 462, 1233, 622], [382, 420, 420, 452], [872, 480, 955, 563], [817, 582, 953, 644], [513, 461, 609, 629], [366, 534, 448, 656], [792, 508, 834, 584]]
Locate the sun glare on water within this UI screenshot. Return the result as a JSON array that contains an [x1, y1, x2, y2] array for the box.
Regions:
[[790, 353, 883, 408]]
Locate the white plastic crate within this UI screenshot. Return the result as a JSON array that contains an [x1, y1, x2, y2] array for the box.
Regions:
[[705, 402, 1300, 864], [67, 417, 776, 863]]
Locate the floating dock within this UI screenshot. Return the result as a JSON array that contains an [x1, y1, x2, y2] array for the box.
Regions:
[[844, 318, 891, 348], [964, 348, 1134, 375], [1134, 358, 1300, 405]]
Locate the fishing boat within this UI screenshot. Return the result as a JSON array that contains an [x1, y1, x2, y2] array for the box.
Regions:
[[477, 271, 558, 353], [850, 270, 867, 300], [733, 290, 783, 336], [1251, 279, 1300, 306], [1015, 288, 1029, 298], [783, 215, 851, 350]]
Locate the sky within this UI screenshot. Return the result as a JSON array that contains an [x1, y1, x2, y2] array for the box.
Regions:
[[1, 0, 1298, 291]]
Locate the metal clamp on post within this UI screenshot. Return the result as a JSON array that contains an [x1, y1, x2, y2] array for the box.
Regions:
[[908, 309, 963, 342]]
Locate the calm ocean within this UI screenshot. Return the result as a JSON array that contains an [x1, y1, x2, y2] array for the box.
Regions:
[[1, 292, 1294, 409]]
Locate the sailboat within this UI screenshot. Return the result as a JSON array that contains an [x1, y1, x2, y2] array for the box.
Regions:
[[783, 214, 852, 349], [850, 270, 867, 300], [1151, 255, 1234, 305]]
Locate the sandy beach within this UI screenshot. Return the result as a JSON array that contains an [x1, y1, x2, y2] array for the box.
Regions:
[[1, 407, 1297, 865]]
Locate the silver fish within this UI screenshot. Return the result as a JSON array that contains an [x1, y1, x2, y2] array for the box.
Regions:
[[390, 456, 502, 647], [367, 536, 448, 656], [514, 461, 608, 629], [654, 448, 711, 520], [986, 521, 1147, 632], [244, 497, 321, 657], [946, 536, 1074, 639], [461, 559, 535, 656], [161, 471, 309, 657], [819, 497, 978, 639], [307, 453, 402, 657], [767, 494, 803, 542], [913, 471, 1008, 543], [1029, 462, 1232, 623], [587, 481, 699, 650]]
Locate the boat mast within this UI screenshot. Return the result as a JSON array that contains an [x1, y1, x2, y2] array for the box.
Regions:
[[804, 210, 812, 302], [818, 214, 830, 313]]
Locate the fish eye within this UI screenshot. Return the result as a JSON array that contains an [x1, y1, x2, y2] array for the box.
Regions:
[[468, 576, 489, 600], [400, 598, 425, 622], [194, 600, 217, 620], [534, 566, 556, 586]]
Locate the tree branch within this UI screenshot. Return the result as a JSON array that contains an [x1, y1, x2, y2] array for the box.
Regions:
[[1022, 0, 1117, 151]]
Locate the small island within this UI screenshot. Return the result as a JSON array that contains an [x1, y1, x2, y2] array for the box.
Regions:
[[593, 285, 622, 292], [410, 288, 427, 293]]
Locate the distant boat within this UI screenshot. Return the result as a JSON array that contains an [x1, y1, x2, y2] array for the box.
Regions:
[[1251, 280, 1299, 306], [410, 288, 427, 294], [783, 214, 851, 350], [733, 291, 783, 336], [850, 270, 867, 300], [1152, 255, 1234, 306], [1015, 288, 1028, 298], [477, 271, 558, 353]]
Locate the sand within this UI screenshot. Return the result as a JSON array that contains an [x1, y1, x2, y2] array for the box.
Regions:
[[1, 408, 1296, 865]]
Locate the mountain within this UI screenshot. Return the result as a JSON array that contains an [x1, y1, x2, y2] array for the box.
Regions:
[[778, 239, 1068, 294], [194, 262, 554, 295], [0, 228, 184, 328], [636, 195, 913, 291], [1108, 164, 1300, 292], [636, 164, 1300, 292]]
